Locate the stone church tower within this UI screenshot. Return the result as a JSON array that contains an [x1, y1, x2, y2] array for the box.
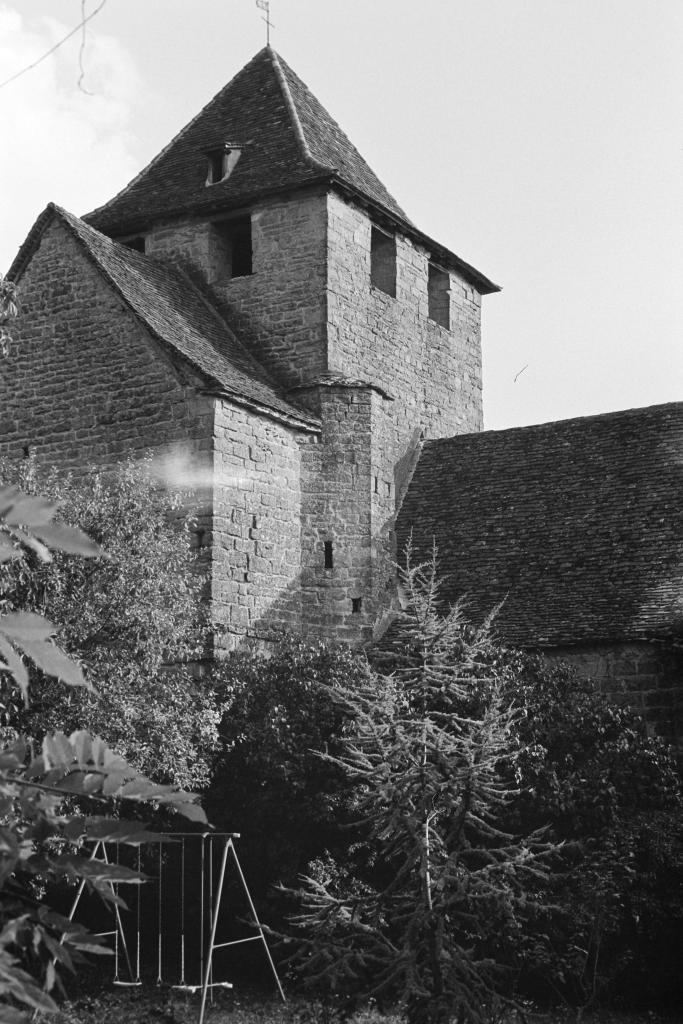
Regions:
[[2, 47, 498, 648]]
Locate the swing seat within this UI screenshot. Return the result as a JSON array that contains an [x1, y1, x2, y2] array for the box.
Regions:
[[113, 980, 143, 987]]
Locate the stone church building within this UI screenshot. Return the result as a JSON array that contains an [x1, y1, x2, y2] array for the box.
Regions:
[[2, 48, 681, 744]]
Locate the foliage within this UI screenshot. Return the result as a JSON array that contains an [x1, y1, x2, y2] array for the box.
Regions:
[[206, 638, 372, 916], [287, 553, 553, 1024], [500, 654, 683, 1009], [0, 482, 207, 1021], [0, 272, 19, 358], [0, 458, 220, 789]]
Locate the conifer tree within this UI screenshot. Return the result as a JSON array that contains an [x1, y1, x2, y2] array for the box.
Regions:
[[290, 548, 552, 1024]]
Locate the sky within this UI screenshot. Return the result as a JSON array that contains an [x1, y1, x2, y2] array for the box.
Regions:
[[0, 0, 681, 430]]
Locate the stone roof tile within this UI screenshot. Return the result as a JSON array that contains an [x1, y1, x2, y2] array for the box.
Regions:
[[84, 47, 407, 234], [396, 403, 683, 646], [10, 205, 318, 429]]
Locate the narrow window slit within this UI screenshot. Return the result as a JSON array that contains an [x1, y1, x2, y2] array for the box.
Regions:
[[428, 262, 450, 328], [324, 541, 334, 569], [351, 597, 362, 614], [370, 226, 396, 297]]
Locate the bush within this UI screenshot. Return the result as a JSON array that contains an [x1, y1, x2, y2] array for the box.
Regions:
[[0, 481, 207, 1019], [500, 653, 682, 1010], [206, 637, 372, 921], [0, 457, 220, 789]]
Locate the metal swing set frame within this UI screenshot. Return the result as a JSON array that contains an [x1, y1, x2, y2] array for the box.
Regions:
[[59, 832, 285, 1024]]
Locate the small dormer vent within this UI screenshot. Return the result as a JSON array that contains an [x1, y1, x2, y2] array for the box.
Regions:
[[204, 144, 242, 186]]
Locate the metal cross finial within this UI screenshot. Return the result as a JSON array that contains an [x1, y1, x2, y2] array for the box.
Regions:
[[255, 0, 273, 45]]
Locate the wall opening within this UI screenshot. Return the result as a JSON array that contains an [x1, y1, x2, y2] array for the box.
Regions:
[[351, 597, 362, 614], [324, 540, 334, 569], [370, 226, 396, 297], [212, 216, 253, 278], [428, 262, 450, 328], [205, 146, 241, 185]]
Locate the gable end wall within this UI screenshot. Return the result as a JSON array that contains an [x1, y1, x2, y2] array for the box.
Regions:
[[0, 220, 213, 474]]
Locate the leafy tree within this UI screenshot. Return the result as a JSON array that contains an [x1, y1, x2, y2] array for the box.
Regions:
[[206, 638, 371, 919], [0, 482, 207, 1021], [0, 458, 220, 789], [501, 654, 682, 1009], [288, 552, 552, 1024]]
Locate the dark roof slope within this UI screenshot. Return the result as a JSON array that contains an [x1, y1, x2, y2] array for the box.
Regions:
[[85, 47, 408, 235], [10, 205, 318, 429], [397, 404, 683, 646], [83, 48, 499, 294]]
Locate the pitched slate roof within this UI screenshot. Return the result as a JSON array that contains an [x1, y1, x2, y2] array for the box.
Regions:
[[85, 47, 408, 235], [396, 403, 683, 646], [9, 205, 318, 430], [83, 48, 499, 294]]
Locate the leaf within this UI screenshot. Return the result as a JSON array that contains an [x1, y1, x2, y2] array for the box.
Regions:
[[0, 1005, 30, 1023], [10, 529, 51, 563], [0, 535, 21, 563], [33, 522, 101, 558], [0, 739, 25, 770], [0, 963, 58, 1011], [81, 773, 103, 794], [55, 770, 89, 793], [0, 484, 21, 514], [83, 817, 161, 845], [56, 856, 144, 886], [2, 494, 56, 529], [0, 613, 54, 644], [0, 637, 29, 706], [42, 732, 73, 770], [117, 779, 164, 800], [91, 737, 107, 769], [10, 639, 90, 690], [45, 961, 56, 993], [70, 730, 92, 766], [175, 801, 208, 824], [102, 771, 129, 797]]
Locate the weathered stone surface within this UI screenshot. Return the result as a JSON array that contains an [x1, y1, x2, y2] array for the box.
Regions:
[[0, 219, 213, 473]]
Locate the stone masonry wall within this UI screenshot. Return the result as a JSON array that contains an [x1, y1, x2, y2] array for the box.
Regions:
[[320, 192, 485, 640], [545, 640, 683, 753], [145, 191, 328, 392], [299, 386, 375, 644], [212, 399, 305, 647], [326, 192, 483, 442], [0, 220, 213, 476]]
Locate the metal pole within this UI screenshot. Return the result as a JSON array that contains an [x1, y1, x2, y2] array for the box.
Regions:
[[156, 842, 163, 984], [228, 840, 286, 1002], [102, 843, 135, 983], [198, 838, 230, 1024], [199, 834, 206, 989]]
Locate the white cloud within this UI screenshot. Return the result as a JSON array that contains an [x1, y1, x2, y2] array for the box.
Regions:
[[0, 5, 142, 271]]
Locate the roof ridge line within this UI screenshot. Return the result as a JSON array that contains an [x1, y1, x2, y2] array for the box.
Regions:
[[36, 207, 321, 429], [268, 48, 334, 175], [44, 208, 220, 391], [84, 50, 270, 224], [7, 203, 56, 281]]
